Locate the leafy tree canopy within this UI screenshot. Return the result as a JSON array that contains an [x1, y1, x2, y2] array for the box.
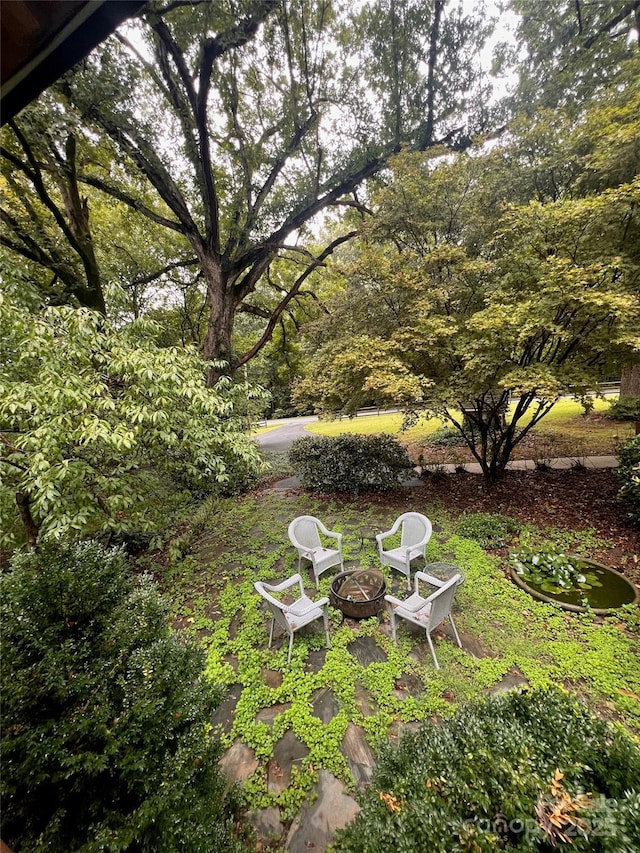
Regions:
[[294, 70, 640, 477], [49, 0, 494, 374], [0, 294, 264, 548]]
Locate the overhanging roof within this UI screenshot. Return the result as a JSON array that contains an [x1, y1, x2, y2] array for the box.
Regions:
[[1, 0, 146, 125]]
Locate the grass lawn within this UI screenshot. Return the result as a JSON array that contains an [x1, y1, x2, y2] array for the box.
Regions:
[[150, 486, 640, 828], [307, 397, 636, 457]]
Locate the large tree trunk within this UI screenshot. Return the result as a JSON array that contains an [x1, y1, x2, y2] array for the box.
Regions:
[[58, 134, 106, 315], [200, 257, 237, 385], [620, 362, 640, 435], [620, 363, 640, 398]]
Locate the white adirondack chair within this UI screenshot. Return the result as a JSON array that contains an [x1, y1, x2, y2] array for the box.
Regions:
[[384, 571, 462, 669], [288, 515, 344, 588], [376, 512, 432, 590], [254, 574, 330, 663]]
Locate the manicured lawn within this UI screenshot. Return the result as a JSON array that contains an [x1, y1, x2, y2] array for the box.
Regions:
[[154, 487, 640, 826], [307, 398, 635, 456]]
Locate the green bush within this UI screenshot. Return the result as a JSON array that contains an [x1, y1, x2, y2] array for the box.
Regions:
[[606, 396, 640, 421], [456, 512, 519, 547], [425, 425, 467, 447], [0, 541, 249, 853], [616, 435, 640, 524], [289, 433, 412, 493], [334, 688, 640, 853]]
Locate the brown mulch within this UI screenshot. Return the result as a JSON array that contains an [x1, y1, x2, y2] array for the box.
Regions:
[[409, 467, 639, 586]]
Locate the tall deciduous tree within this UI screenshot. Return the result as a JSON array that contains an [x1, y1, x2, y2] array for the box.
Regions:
[[509, 0, 640, 116], [0, 95, 201, 319], [0, 103, 107, 313], [295, 137, 640, 478], [57, 0, 493, 379]]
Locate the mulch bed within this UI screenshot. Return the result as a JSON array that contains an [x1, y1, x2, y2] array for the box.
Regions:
[[409, 467, 639, 585]]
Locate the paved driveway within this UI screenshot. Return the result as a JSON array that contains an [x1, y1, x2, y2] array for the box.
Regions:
[[255, 415, 319, 452]]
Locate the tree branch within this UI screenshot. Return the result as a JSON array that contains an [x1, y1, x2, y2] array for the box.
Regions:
[[583, 1, 640, 49], [78, 173, 185, 232], [236, 230, 357, 366]]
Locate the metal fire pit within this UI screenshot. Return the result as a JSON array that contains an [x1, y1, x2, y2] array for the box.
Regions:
[[330, 569, 387, 620]]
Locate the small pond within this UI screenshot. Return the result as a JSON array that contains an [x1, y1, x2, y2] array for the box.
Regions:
[[510, 558, 638, 614]]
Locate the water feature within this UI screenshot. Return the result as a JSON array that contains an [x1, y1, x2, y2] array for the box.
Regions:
[[510, 558, 638, 614]]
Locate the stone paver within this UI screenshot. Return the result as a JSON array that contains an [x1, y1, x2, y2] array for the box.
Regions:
[[256, 703, 291, 727], [347, 635, 388, 666], [341, 723, 377, 788], [487, 668, 529, 694], [312, 687, 340, 724], [219, 740, 258, 785], [393, 671, 423, 700], [262, 668, 284, 688], [268, 730, 310, 795], [211, 683, 242, 735], [354, 683, 377, 716], [286, 770, 361, 853], [306, 648, 328, 672], [458, 632, 497, 660], [247, 806, 283, 841]]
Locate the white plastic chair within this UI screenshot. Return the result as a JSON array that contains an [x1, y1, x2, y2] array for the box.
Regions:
[[376, 512, 432, 590], [254, 574, 331, 663], [385, 571, 462, 669], [288, 515, 344, 589]]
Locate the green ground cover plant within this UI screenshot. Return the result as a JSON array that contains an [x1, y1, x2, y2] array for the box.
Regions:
[[333, 687, 640, 853], [154, 490, 640, 823]]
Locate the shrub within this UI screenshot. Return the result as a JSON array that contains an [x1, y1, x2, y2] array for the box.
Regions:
[[0, 541, 249, 853], [289, 433, 412, 493], [334, 688, 640, 853], [616, 435, 640, 524], [425, 425, 466, 447], [606, 396, 640, 421], [456, 511, 519, 547]]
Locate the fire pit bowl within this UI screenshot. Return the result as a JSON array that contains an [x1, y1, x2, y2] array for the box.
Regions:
[[330, 569, 387, 620]]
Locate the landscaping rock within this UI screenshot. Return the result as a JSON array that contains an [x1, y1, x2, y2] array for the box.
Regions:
[[271, 474, 302, 490], [458, 632, 497, 659], [262, 668, 284, 688], [268, 730, 310, 794], [392, 671, 423, 699], [247, 806, 283, 841], [388, 719, 421, 742], [341, 723, 376, 788], [312, 687, 340, 724], [347, 635, 388, 666], [286, 770, 360, 853], [354, 683, 377, 716], [487, 668, 529, 694], [306, 648, 328, 672], [256, 703, 291, 728], [219, 740, 259, 785], [211, 683, 242, 735]]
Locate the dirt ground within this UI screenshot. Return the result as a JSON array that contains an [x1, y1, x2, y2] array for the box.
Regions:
[[409, 467, 639, 586]]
